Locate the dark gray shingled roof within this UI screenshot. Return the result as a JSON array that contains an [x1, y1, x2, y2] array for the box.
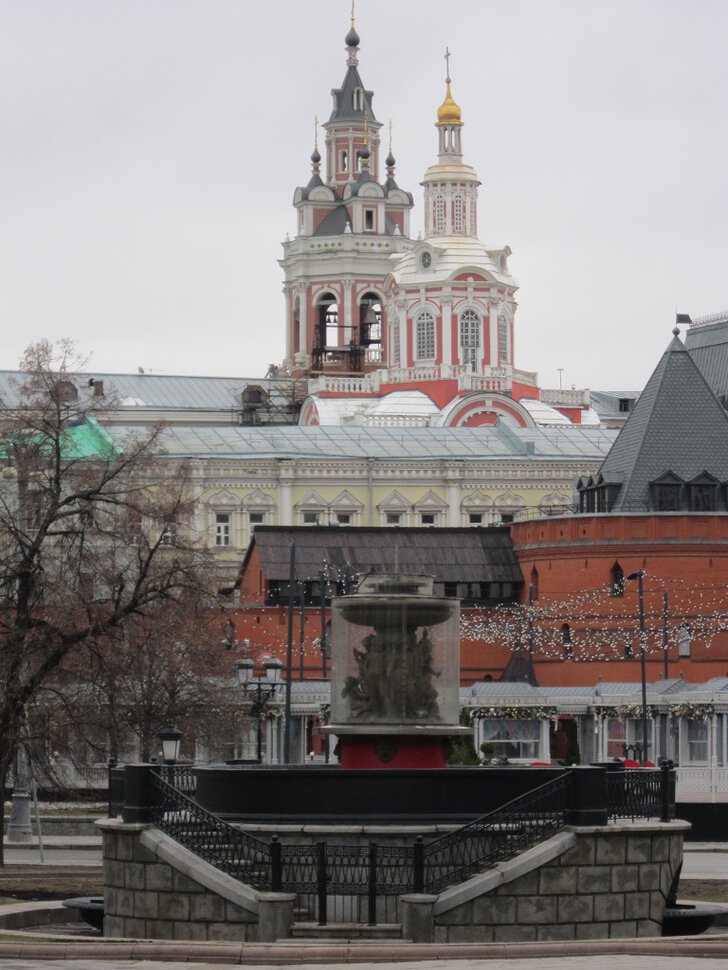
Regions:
[[595, 332, 728, 512], [241, 526, 523, 585], [328, 63, 378, 125], [313, 205, 351, 236], [685, 315, 728, 405]]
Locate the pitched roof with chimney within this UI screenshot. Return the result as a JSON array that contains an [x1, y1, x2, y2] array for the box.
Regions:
[[590, 331, 728, 512]]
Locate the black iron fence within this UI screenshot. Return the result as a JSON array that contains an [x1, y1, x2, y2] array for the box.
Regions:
[[117, 764, 675, 926], [422, 772, 573, 894], [607, 763, 674, 822], [149, 772, 273, 890]]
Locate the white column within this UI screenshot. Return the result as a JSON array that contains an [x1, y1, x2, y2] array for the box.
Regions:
[[343, 280, 354, 343], [540, 719, 550, 761], [277, 465, 293, 526], [298, 283, 308, 356], [283, 288, 292, 360], [446, 474, 459, 527], [441, 298, 452, 368], [397, 301, 407, 369]]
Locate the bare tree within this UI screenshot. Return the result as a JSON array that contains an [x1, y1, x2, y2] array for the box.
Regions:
[[43, 601, 238, 771], [0, 340, 213, 861]]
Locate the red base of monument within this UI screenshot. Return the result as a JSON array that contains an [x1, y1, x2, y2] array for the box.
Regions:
[[338, 735, 448, 769]]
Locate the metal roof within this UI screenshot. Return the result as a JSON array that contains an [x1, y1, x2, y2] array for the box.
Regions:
[[595, 333, 728, 511], [105, 423, 617, 462], [685, 317, 728, 403], [0, 371, 293, 412], [241, 525, 523, 585]]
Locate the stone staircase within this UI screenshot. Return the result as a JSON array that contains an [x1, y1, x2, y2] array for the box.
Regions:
[[290, 922, 405, 940]]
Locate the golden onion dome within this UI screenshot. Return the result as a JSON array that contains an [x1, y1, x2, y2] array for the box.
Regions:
[[437, 80, 462, 125]]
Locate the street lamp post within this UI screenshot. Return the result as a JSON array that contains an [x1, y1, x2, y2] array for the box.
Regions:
[[157, 727, 183, 765], [236, 657, 283, 763], [627, 570, 649, 765]]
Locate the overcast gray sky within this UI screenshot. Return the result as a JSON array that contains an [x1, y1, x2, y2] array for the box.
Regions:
[[2, 0, 727, 392]]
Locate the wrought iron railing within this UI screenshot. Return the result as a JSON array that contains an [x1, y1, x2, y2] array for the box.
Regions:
[[156, 763, 197, 797], [607, 766, 673, 822], [279, 839, 415, 925], [149, 772, 273, 889], [422, 773, 573, 894], [148, 765, 674, 925]]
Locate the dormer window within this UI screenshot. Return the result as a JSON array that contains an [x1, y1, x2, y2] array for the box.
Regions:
[[650, 472, 683, 511], [688, 472, 719, 511], [364, 208, 374, 231], [353, 87, 364, 111]]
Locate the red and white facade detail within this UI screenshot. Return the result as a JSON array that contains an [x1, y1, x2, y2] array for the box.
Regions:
[[282, 25, 588, 430]]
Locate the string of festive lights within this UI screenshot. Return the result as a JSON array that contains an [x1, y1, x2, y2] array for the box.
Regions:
[[231, 568, 728, 666]]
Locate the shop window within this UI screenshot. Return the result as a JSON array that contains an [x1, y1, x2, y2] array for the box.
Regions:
[[479, 719, 540, 760]]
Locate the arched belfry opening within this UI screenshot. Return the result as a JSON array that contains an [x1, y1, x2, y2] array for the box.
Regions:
[[359, 292, 382, 362], [312, 291, 364, 374]]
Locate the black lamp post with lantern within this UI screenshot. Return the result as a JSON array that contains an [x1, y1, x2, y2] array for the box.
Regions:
[[235, 656, 283, 763]]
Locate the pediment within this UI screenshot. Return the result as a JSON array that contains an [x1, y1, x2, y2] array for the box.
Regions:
[[295, 489, 327, 510], [539, 490, 571, 507], [494, 490, 526, 509], [242, 488, 275, 509], [207, 489, 238, 507], [387, 189, 411, 205], [308, 186, 337, 203], [330, 489, 364, 510], [357, 182, 385, 200], [688, 470, 721, 486], [377, 490, 411, 511], [461, 491, 494, 509], [414, 490, 448, 510], [650, 471, 684, 486]]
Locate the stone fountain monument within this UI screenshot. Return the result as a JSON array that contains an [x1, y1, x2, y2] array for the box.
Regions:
[[322, 573, 470, 768]]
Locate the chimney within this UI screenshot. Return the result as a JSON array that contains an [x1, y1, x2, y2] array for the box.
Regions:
[[93, 380, 105, 398]]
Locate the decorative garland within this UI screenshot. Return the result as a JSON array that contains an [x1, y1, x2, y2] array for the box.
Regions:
[[469, 705, 557, 722], [594, 705, 658, 720], [669, 702, 714, 720]]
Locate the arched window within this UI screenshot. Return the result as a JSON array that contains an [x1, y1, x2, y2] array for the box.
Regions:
[[610, 562, 624, 598], [529, 566, 539, 600], [459, 308, 480, 371], [453, 193, 465, 232], [359, 292, 382, 349], [317, 293, 339, 349], [498, 311, 510, 364], [562, 624, 573, 659], [434, 195, 446, 232], [415, 310, 435, 360]]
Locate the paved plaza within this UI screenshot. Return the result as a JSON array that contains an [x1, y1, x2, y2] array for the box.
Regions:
[[2, 955, 728, 969], [2, 839, 728, 966]]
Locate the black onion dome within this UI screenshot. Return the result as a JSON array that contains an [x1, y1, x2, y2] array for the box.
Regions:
[[345, 26, 360, 47], [357, 144, 371, 159], [386, 151, 395, 167], [311, 148, 321, 163]]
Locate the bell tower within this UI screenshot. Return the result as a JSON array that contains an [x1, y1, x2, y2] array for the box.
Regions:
[[280, 16, 414, 379]]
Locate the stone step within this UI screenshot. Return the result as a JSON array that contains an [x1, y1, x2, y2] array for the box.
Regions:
[[290, 921, 403, 940]]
